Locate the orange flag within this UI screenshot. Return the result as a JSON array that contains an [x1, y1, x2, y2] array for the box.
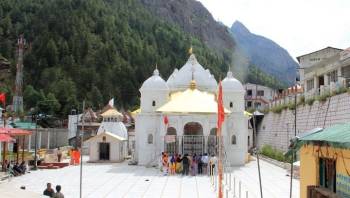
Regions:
[[217, 81, 224, 129]]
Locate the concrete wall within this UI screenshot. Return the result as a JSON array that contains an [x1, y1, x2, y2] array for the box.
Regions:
[[257, 92, 350, 151], [25, 128, 69, 150]]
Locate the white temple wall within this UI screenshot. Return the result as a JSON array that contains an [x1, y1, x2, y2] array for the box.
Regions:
[[225, 113, 248, 165], [223, 92, 245, 113], [140, 90, 169, 113], [88, 136, 124, 162], [135, 114, 160, 165]]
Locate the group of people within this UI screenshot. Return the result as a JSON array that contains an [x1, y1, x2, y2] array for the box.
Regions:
[[161, 152, 217, 176], [2, 160, 27, 176], [43, 183, 64, 198]]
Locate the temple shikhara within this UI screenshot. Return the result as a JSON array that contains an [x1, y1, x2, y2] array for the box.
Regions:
[[135, 53, 248, 166]]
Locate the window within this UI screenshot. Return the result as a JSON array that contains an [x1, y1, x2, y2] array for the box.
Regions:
[[229, 102, 233, 108], [231, 135, 236, 145], [152, 100, 156, 107], [257, 90, 264, 96], [306, 79, 314, 91], [247, 101, 252, 107], [327, 70, 338, 84], [147, 134, 153, 144], [319, 158, 336, 193], [247, 90, 252, 96], [342, 65, 350, 87]]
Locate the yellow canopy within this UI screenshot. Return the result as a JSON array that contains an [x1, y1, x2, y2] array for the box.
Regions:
[[157, 88, 230, 114], [101, 108, 122, 118]]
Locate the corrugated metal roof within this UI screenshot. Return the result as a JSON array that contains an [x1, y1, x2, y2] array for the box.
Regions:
[[285, 124, 350, 157], [299, 123, 350, 148], [13, 122, 36, 130]]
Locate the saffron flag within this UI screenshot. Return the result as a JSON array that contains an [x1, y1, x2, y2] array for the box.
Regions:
[[0, 93, 5, 108], [163, 115, 169, 126], [217, 81, 225, 129]]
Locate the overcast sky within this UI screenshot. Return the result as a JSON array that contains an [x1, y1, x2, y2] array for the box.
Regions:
[[197, 0, 350, 59]]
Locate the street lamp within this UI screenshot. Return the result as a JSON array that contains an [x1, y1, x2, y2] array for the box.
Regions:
[[289, 67, 304, 198]]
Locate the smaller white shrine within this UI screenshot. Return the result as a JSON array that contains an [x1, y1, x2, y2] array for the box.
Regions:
[[86, 108, 128, 162]]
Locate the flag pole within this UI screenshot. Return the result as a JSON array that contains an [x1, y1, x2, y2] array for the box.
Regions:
[[217, 80, 224, 198], [218, 127, 223, 198]]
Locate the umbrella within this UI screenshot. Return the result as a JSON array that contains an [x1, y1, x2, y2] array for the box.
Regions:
[[0, 133, 14, 142], [8, 128, 32, 136], [0, 127, 32, 162], [0, 127, 32, 136]]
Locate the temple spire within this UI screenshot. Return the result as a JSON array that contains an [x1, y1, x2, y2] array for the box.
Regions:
[[188, 45, 193, 55], [189, 64, 196, 90]]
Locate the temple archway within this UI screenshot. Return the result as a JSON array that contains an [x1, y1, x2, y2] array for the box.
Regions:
[[165, 127, 178, 154], [182, 122, 204, 155], [184, 122, 203, 135]]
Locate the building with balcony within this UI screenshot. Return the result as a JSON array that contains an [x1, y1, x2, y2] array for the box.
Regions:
[[243, 83, 276, 110], [298, 47, 350, 98]]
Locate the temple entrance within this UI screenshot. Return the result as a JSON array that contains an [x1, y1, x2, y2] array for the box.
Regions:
[[208, 128, 218, 156], [182, 122, 204, 155], [164, 127, 178, 154], [99, 142, 110, 160]]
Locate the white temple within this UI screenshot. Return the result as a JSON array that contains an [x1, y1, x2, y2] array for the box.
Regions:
[[86, 108, 128, 162], [135, 54, 248, 166]]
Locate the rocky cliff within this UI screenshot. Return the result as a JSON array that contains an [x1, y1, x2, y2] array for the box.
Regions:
[[231, 21, 298, 85], [140, 0, 235, 56]]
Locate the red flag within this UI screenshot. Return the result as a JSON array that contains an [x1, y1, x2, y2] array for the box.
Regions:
[[0, 93, 5, 108], [163, 115, 169, 126], [217, 81, 225, 129]]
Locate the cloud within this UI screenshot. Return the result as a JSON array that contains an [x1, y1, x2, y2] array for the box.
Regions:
[[197, 0, 350, 59]]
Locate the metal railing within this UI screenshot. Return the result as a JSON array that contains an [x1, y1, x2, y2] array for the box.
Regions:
[[208, 145, 256, 198], [269, 83, 348, 109], [209, 165, 256, 198]]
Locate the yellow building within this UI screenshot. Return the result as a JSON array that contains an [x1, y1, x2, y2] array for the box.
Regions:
[[289, 123, 350, 198]]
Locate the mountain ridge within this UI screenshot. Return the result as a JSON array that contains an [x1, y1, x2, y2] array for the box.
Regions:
[[230, 21, 298, 85]]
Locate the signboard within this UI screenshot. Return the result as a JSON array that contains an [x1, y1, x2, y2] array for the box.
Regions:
[[336, 173, 350, 197], [165, 135, 176, 143]]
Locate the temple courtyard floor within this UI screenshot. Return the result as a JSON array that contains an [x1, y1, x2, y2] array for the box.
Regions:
[[0, 157, 299, 198]]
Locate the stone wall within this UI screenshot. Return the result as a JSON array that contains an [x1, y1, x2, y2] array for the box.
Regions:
[[257, 92, 350, 151], [23, 128, 69, 150]]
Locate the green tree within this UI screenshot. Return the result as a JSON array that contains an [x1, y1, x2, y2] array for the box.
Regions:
[[23, 85, 41, 110], [45, 39, 59, 66]]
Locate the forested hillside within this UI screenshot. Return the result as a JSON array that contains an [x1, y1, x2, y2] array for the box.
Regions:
[[0, 0, 229, 116]]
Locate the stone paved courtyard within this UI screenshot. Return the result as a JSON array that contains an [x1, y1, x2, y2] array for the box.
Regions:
[[0, 159, 216, 198], [0, 157, 300, 198]]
